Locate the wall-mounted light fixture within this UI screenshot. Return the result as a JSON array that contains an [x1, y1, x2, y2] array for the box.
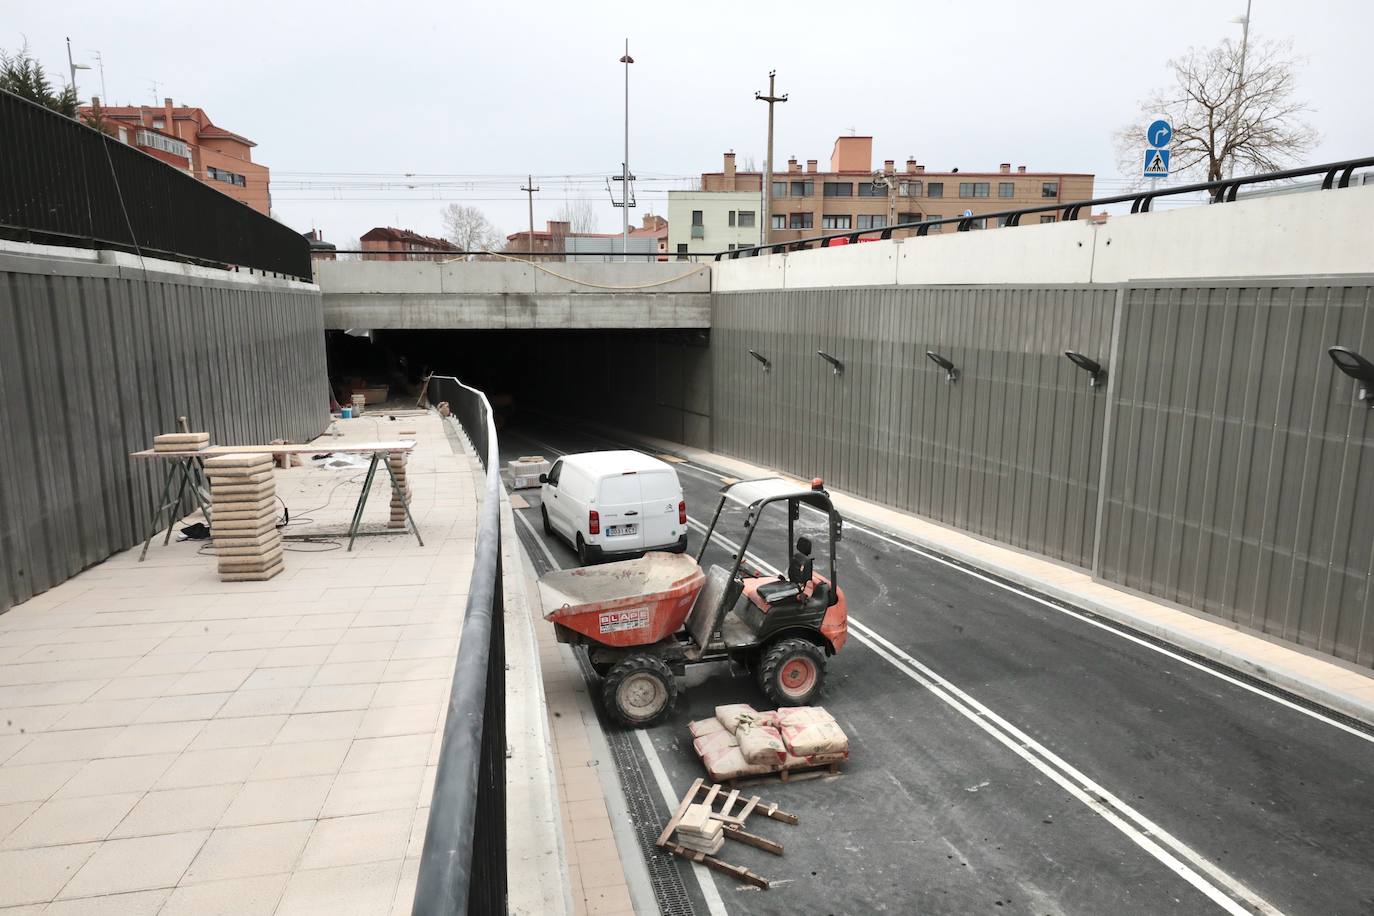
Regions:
[[925, 350, 958, 383], [816, 350, 844, 376], [1064, 350, 1107, 388], [1327, 346, 1374, 406], [747, 348, 771, 373]]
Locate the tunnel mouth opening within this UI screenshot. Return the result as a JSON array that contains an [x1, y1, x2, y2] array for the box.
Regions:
[[325, 328, 711, 444]]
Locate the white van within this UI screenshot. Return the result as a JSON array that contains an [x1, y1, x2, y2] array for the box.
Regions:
[[539, 450, 687, 565]]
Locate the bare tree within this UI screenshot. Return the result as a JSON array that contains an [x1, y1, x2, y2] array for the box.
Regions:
[[1116, 36, 1317, 184], [439, 204, 502, 253], [740, 155, 757, 172], [556, 198, 599, 234], [338, 237, 362, 262]]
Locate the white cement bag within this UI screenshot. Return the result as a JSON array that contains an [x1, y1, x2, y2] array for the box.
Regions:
[[689, 718, 726, 739], [781, 719, 849, 757], [737, 723, 788, 765], [702, 744, 773, 782], [715, 704, 759, 734], [692, 729, 738, 760], [777, 706, 835, 728]]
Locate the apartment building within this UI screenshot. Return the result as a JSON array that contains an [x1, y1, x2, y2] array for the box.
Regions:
[[505, 215, 667, 261], [78, 98, 271, 214], [699, 137, 1094, 248], [360, 227, 459, 261], [666, 180, 763, 257]]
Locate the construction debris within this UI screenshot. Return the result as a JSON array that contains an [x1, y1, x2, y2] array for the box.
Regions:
[[657, 777, 796, 890], [206, 453, 282, 582]]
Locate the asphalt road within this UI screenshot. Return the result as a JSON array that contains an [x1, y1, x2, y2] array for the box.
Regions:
[[500, 420, 1374, 916]]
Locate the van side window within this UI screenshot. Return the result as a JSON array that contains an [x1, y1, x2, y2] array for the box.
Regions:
[[547, 460, 562, 487]]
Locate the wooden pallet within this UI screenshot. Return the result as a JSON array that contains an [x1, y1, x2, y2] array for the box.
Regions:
[[655, 778, 798, 890], [714, 755, 847, 789]]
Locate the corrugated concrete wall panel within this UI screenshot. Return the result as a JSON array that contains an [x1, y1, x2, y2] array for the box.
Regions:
[[0, 254, 328, 613], [713, 286, 1114, 567], [1100, 281, 1374, 666]]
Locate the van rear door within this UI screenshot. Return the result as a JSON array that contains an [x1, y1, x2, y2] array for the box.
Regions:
[[638, 470, 682, 550], [596, 473, 645, 552]]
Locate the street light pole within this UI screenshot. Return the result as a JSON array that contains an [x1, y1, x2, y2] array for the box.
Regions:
[[1228, 0, 1252, 179], [619, 40, 634, 263]]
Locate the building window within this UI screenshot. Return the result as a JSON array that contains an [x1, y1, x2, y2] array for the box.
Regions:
[[959, 182, 990, 198], [205, 165, 246, 187], [968, 217, 987, 230], [898, 212, 921, 224], [789, 213, 813, 229], [926, 214, 943, 232], [996, 216, 1010, 228], [790, 180, 813, 197], [927, 182, 944, 198], [856, 214, 887, 230], [1040, 215, 1057, 223], [738, 210, 756, 228], [772, 181, 787, 198], [1042, 182, 1059, 198], [771, 214, 786, 229], [899, 180, 921, 197], [823, 182, 852, 197], [998, 182, 1015, 198], [136, 129, 190, 159], [691, 210, 703, 226], [152, 117, 165, 129], [117, 126, 128, 144], [821, 215, 852, 229], [676, 243, 688, 260], [857, 182, 887, 197], [728, 211, 736, 227], [727, 244, 735, 250]]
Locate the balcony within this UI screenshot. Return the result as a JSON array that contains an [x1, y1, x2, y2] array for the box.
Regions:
[[691, 224, 704, 239]]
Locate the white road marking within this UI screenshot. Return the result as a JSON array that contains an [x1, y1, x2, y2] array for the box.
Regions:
[[685, 515, 1283, 915], [513, 507, 728, 915]]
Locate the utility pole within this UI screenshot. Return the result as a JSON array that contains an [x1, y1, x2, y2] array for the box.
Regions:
[[755, 71, 787, 247], [619, 40, 634, 262], [521, 175, 540, 260]]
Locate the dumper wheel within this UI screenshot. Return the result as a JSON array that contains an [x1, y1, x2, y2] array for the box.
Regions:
[[602, 655, 677, 728], [759, 638, 826, 707]]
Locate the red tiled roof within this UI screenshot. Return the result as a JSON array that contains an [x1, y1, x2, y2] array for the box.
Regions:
[[360, 227, 458, 250]]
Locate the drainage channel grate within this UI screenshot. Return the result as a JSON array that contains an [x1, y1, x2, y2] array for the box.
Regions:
[[573, 652, 697, 916]]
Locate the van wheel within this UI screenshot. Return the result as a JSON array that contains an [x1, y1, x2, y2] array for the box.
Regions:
[[602, 655, 676, 727], [759, 638, 826, 707], [541, 506, 552, 536], [576, 534, 593, 566]]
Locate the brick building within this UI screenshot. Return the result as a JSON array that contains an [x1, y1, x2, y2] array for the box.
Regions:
[[359, 227, 460, 261], [698, 136, 1094, 247], [78, 98, 271, 214]]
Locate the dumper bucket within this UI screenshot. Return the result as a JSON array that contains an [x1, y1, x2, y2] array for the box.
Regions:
[[539, 551, 706, 647]]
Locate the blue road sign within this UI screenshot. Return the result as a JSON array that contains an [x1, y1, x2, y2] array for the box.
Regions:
[[1148, 119, 1172, 148], [1143, 148, 1171, 177]]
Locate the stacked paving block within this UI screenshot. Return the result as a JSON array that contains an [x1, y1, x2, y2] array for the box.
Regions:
[[387, 442, 413, 530], [206, 453, 283, 581], [153, 431, 209, 452], [675, 803, 725, 855]]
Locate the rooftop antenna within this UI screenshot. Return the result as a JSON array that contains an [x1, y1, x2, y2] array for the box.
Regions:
[[89, 50, 107, 102], [147, 79, 160, 104], [845, 126, 857, 136]]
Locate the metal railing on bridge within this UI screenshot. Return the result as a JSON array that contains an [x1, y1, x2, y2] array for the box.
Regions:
[[0, 88, 312, 280], [717, 155, 1374, 260], [413, 376, 506, 916]]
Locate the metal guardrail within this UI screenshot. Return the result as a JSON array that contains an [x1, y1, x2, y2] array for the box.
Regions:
[[413, 376, 506, 916], [717, 155, 1374, 260], [0, 88, 312, 280]]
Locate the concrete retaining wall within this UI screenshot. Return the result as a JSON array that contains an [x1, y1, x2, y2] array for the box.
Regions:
[[0, 248, 329, 613], [318, 260, 711, 330], [712, 278, 1374, 668]]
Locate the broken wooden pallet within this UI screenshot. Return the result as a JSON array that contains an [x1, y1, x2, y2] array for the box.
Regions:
[[656, 777, 798, 890]]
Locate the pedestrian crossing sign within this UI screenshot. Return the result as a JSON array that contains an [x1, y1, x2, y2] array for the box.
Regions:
[[1143, 148, 1171, 177]]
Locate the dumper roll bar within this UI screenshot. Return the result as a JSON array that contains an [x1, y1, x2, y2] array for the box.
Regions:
[[695, 477, 841, 597]]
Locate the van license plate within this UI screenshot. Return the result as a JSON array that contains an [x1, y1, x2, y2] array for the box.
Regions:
[[606, 524, 637, 537]]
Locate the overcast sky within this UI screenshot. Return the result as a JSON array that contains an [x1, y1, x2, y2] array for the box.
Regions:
[[8, 0, 1371, 245]]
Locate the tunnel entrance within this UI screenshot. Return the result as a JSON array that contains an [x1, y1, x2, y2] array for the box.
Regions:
[[325, 328, 712, 448]]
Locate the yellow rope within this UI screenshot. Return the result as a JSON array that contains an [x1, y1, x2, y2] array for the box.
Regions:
[[438, 249, 708, 291]]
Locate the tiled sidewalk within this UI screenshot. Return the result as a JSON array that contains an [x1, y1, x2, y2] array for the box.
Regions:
[[0, 414, 476, 914]]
